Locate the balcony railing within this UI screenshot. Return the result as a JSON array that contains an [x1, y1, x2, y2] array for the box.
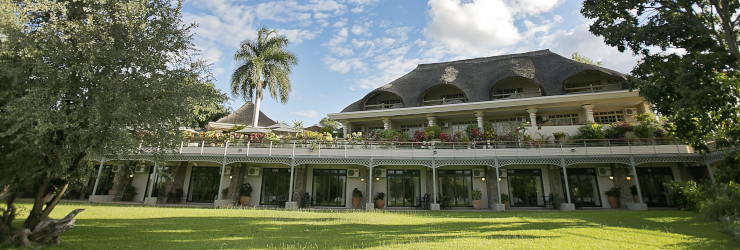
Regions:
[[175, 138, 695, 159], [364, 103, 402, 111], [421, 97, 465, 106], [491, 91, 542, 100]]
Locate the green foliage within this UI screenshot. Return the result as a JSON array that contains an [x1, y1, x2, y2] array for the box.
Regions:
[[0, 0, 225, 240], [571, 52, 603, 66], [240, 183, 253, 197], [121, 186, 137, 202], [665, 181, 703, 210], [581, 0, 740, 152], [552, 132, 567, 142], [380, 129, 400, 141], [472, 189, 482, 200], [412, 130, 428, 142], [352, 188, 363, 198], [319, 117, 341, 133], [699, 182, 740, 222], [374, 192, 385, 201], [604, 187, 620, 197], [500, 193, 510, 202], [425, 126, 442, 139], [575, 123, 605, 140], [605, 122, 634, 139]]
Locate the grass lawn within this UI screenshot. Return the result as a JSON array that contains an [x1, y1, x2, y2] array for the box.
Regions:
[[13, 202, 737, 249]]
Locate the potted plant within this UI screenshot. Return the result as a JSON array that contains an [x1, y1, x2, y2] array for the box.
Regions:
[[501, 193, 510, 208], [630, 185, 639, 203], [221, 188, 228, 200], [605, 187, 620, 208], [472, 188, 483, 209], [374, 192, 385, 209], [239, 183, 253, 205], [122, 185, 137, 201], [352, 188, 363, 209]]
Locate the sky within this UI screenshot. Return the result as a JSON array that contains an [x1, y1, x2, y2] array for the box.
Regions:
[[181, 0, 641, 126]]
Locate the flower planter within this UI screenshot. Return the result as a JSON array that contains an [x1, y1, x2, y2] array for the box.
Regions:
[[607, 196, 619, 208], [504, 200, 510, 208], [239, 196, 250, 206], [374, 199, 385, 209], [633, 195, 639, 203], [472, 200, 482, 209], [352, 196, 361, 209]]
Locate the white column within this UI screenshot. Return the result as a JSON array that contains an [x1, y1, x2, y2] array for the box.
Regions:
[[582, 104, 595, 123], [475, 112, 485, 130], [706, 161, 716, 185], [426, 116, 436, 127], [381, 118, 391, 130], [366, 158, 375, 210], [527, 108, 538, 128], [341, 121, 350, 136], [431, 159, 440, 210], [91, 158, 105, 197], [147, 162, 158, 197]]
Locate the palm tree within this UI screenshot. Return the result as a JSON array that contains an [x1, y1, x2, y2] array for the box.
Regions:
[[231, 27, 297, 127]]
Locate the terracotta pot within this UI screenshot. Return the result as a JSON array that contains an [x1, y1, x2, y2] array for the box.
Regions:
[[239, 196, 250, 205], [633, 195, 639, 203], [352, 196, 361, 209], [607, 196, 619, 208], [504, 200, 510, 208], [472, 200, 482, 209], [221, 194, 227, 199], [375, 199, 385, 209]]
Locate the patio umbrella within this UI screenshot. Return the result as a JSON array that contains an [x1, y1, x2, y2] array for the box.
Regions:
[[235, 126, 267, 134]]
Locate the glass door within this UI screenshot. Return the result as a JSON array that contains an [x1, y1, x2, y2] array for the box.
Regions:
[[387, 170, 421, 207], [637, 167, 674, 207], [187, 166, 220, 203], [261, 168, 291, 205], [566, 168, 602, 207], [507, 169, 544, 207], [438, 170, 473, 207], [312, 169, 347, 206]]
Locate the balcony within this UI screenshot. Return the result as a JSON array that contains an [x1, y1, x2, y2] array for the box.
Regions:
[[175, 138, 695, 159], [491, 90, 542, 100]]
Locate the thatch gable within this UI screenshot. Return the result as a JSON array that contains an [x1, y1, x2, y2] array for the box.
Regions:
[[216, 102, 276, 127]]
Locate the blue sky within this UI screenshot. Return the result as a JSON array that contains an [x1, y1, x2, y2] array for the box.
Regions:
[[181, 0, 640, 126]]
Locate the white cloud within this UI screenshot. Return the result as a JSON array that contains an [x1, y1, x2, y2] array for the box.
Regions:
[[542, 22, 639, 74], [324, 57, 366, 74], [278, 29, 322, 44], [290, 110, 319, 118]]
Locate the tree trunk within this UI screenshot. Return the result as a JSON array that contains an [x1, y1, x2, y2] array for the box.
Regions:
[[252, 93, 262, 127], [20, 209, 84, 247]]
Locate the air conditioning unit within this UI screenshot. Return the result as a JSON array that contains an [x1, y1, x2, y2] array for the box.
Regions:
[[247, 167, 260, 176], [440, 121, 450, 128], [135, 165, 147, 173], [472, 169, 485, 178], [498, 169, 507, 178], [597, 167, 612, 176], [111, 165, 121, 173], [347, 168, 360, 178], [625, 108, 637, 116], [374, 168, 386, 178], [223, 166, 231, 175]]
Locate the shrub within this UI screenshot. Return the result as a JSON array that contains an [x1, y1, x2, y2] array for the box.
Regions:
[[380, 129, 400, 141], [467, 127, 486, 141], [240, 183, 253, 197], [439, 132, 453, 142], [399, 133, 411, 142], [374, 192, 385, 201], [412, 130, 428, 142], [425, 126, 442, 139], [604, 187, 620, 197], [352, 188, 362, 197], [472, 189, 482, 200], [700, 182, 740, 222], [552, 131, 567, 142], [576, 123, 605, 139]]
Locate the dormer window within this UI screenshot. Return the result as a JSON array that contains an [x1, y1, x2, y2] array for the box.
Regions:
[[491, 77, 542, 100], [563, 71, 622, 94], [422, 85, 467, 106], [364, 91, 403, 111]]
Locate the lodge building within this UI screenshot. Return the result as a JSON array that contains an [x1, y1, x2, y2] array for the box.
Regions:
[[87, 50, 722, 211]]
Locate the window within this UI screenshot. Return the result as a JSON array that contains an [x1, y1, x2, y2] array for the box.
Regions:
[[400, 124, 427, 137], [312, 169, 347, 206], [260, 168, 291, 205], [492, 88, 524, 99], [507, 169, 545, 207], [490, 117, 526, 133], [94, 165, 116, 195], [451, 121, 477, 135], [387, 170, 421, 207], [438, 170, 473, 207], [593, 110, 624, 124], [565, 168, 601, 207], [546, 113, 580, 126]]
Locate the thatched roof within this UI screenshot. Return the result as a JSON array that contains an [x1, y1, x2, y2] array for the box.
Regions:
[[341, 49, 630, 112], [216, 102, 276, 127]]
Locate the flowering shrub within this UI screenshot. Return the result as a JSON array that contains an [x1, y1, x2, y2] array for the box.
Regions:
[[575, 122, 605, 139], [468, 127, 486, 141], [412, 130, 428, 142], [425, 126, 442, 139], [248, 133, 265, 142], [439, 132, 453, 142]]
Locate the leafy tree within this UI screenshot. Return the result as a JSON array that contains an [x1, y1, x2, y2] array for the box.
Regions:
[[319, 117, 341, 134], [230, 27, 297, 127], [0, 0, 224, 246], [581, 0, 740, 151], [571, 52, 603, 66], [194, 83, 230, 129]]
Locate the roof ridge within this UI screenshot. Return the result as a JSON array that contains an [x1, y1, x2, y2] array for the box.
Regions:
[[416, 49, 552, 69]]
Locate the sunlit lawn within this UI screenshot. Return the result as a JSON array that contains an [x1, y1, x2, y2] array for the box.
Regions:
[[14, 202, 737, 249]]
